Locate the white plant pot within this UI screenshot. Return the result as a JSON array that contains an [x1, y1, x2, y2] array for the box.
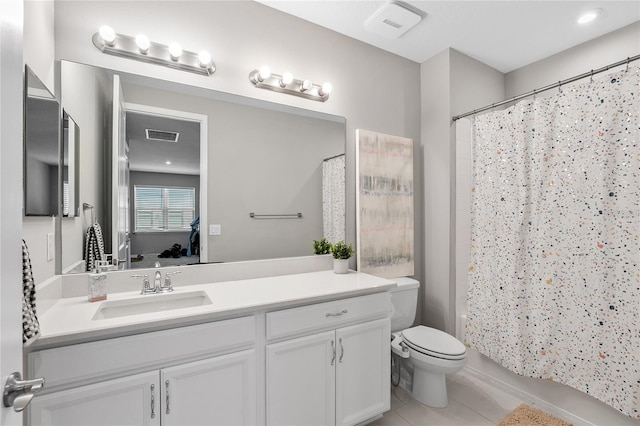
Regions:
[[333, 258, 350, 274]]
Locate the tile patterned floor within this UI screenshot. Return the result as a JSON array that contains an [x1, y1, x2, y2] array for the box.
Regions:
[[370, 368, 560, 426]]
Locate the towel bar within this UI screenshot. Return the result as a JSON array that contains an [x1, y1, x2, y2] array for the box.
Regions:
[[249, 212, 302, 219]]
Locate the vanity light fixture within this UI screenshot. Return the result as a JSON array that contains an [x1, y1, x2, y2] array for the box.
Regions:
[[280, 72, 293, 87], [249, 67, 333, 102], [98, 25, 116, 46], [168, 43, 182, 61], [92, 26, 215, 76], [135, 34, 150, 54]]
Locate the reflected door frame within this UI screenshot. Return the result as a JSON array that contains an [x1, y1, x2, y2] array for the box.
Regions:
[[121, 102, 208, 264]]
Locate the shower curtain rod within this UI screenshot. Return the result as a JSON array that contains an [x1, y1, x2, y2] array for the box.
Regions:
[[452, 54, 640, 121]]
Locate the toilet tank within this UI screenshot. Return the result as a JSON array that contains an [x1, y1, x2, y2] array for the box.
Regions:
[[389, 277, 419, 332]]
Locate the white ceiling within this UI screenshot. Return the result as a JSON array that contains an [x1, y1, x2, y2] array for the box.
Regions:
[[256, 1, 640, 73]]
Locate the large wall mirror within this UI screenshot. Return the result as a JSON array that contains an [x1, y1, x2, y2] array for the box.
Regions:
[[59, 61, 346, 274]]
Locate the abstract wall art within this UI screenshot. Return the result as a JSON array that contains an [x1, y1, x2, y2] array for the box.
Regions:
[[356, 129, 414, 278]]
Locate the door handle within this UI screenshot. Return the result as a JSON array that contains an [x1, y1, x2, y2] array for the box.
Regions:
[[3, 372, 45, 412]]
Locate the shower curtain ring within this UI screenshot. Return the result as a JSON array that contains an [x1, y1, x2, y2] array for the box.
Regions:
[[558, 81, 562, 94], [590, 70, 594, 83], [626, 57, 630, 72]]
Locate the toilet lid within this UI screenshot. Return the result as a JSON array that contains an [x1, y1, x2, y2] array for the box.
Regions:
[[402, 326, 466, 359]]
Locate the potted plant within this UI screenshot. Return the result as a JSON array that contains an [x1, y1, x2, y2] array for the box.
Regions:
[[313, 238, 332, 255], [331, 240, 354, 274]]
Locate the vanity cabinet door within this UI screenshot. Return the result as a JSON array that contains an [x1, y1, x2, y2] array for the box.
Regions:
[[266, 330, 336, 426], [161, 349, 257, 426], [335, 318, 390, 426], [29, 371, 160, 426]]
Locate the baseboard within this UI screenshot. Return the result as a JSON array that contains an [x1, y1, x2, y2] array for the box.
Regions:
[[463, 365, 595, 426]]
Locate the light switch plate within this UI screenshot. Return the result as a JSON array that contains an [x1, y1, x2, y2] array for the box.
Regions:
[[47, 233, 54, 261], [209, 224, 221, 235]]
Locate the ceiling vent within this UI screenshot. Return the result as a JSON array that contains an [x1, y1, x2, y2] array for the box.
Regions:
[[364, 2, 423, 39], [145, 129, 180, 143]]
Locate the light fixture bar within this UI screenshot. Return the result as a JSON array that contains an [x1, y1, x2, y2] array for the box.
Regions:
[[92, 32, 215, 76], [249, 69, 332, 102]]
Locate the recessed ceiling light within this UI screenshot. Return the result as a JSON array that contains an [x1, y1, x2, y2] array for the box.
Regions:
[[165, 161, 172, 165], [577, 9, 601, 24]]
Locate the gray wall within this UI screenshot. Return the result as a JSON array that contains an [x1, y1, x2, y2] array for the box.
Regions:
[[506, 21, 640, 97], [53, 0, 422, 280], [420, 48, 505, 333], [59, 61, 111, 273], [129, 171, 199, 255]]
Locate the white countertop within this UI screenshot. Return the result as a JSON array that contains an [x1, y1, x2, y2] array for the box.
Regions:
[[34, 270, 396, 349]]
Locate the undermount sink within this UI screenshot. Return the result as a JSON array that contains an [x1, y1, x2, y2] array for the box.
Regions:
[[92, 291, 212, 320]]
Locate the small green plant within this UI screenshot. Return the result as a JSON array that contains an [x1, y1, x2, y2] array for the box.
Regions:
[[313, 238, 332, 255], [331, 240, 354, 260]]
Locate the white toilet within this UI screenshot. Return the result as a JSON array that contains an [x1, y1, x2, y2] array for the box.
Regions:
[[389, 277, 466, 408]]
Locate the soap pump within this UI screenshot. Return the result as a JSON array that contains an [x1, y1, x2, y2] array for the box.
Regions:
[[88, 262, 108, 302]]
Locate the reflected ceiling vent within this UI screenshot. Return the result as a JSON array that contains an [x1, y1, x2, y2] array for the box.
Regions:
[[364, 1, 424, 39], [145, 129, 180, 143]]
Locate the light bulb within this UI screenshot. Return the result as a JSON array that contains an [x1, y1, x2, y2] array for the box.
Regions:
[[98, 25, 116, 46], [198, 50, 211, 67], [135, 34, 150, 53], [168, 43, 182, 61], [280, 72, 293, 87], [301, 79, 312, 92], [258, 66, 271, 81], [320, 82, 333, 96]]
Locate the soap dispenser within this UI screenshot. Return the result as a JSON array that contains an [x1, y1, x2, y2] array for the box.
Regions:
[[88, 263, 108, 302]]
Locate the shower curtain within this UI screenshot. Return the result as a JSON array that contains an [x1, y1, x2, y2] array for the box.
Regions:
[[465, 66, 639, 419], [322, 154, 345, 244]]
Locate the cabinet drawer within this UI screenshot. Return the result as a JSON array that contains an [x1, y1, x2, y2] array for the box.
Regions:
[[266, 292, 391, 341], [29, 315, 256, 393]]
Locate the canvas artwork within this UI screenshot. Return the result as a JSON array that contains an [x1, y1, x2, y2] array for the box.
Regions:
[[356, 129, 414, 278]]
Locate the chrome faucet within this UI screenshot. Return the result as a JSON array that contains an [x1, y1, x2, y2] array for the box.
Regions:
[[154, 270, 162, 290], [131, 274, 156, 295], [132, 270, 181, 295]]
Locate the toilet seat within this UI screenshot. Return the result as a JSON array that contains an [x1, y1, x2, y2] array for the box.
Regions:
[[401, 326, 466, 361]]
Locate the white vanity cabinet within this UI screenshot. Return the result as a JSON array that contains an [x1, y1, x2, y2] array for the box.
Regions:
[[265, 293, 391, 426], [161, 349, 256, 426], [30, 370, 160, 426], [28, 316, 257, 426], [27, 270, 396, 426]]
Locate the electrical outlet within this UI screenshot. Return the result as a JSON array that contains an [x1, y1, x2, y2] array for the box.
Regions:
[[209, 224, 221, 236], [47, 233, 54, 261]]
